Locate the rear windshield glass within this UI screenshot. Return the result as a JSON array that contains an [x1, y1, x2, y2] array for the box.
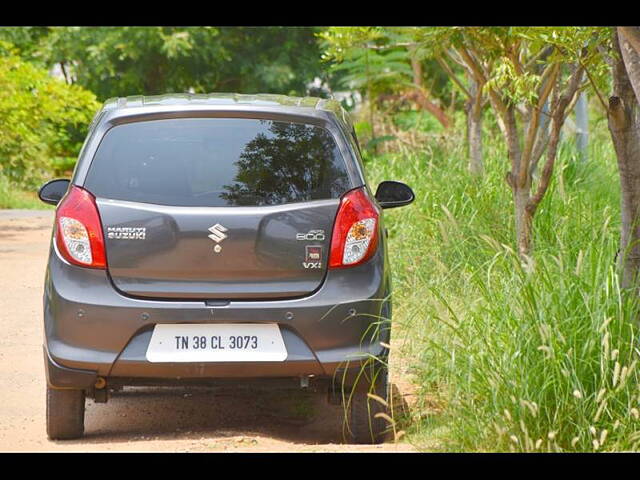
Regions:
[[84, 117, 351, 207]]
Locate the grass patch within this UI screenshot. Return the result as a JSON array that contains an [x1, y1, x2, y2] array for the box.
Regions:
[[368, 124, 640, 451], [0, 175, 52, 209]]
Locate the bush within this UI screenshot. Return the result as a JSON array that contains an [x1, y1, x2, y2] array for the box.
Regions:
[[0, 41, 99, 189], [0, 173, 51, 209]]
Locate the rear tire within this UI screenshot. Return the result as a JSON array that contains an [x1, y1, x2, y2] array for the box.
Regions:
[[347, 365, 389, 444], [46, 386, 85, 440]]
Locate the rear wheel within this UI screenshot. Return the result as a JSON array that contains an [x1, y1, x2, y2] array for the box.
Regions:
[[46, 386, 85, 440], [347, 365, 389, 444]]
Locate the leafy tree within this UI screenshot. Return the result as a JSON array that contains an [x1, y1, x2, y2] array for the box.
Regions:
[[0, 27, 49, 60], [0, 41, 99, 187], [319, 26, 452, 151], [319, 27, 396, 152], [409, 27, 489, 176], [215, 27, 325, 96], [434, 27, 607, 258], [1, 27, 325, 99]]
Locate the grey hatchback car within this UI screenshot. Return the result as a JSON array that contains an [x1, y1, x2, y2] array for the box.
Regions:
[[38, 93, 415, 444]]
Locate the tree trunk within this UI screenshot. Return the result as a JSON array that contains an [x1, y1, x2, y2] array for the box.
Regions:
[[610, 29, 640, 289], [59, 61, 71, 85], [466, 79, 484, 176], [501, 105, 534, 257], [619, 27, 640, 101], [514, 184, 533, 257], [468, 104, 483, 176], [530, 100, 550, 178]]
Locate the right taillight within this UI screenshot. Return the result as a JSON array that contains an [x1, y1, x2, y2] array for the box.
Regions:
[[329, 187, 380, 268], [55, 186, 106, 269]]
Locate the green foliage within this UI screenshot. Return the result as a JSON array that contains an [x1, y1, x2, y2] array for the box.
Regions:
[[411, 27, 610, 107], [216, 27, 326, 96], [0, 41, 99, 188], [485, 58, 541, 105], [50, 156, 78, 177], [319, 27, 411, 98], [479, 27, 609, 105], [0, 27, 49, 61], [319, 27, 452, 104], [392, 110, 448, 134], [329, 48, 414, 92], [318, 27, 386, 63], [0, 173, 52, 209], [1, 27, 325, 99]]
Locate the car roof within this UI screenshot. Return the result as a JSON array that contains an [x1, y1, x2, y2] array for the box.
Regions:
[[101, 93, 355, 133]]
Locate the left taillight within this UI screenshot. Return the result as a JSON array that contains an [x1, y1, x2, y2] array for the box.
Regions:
[[55, 186, 106, 269]]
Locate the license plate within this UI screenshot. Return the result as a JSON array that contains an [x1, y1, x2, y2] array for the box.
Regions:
[[145, 323, 287, 363]]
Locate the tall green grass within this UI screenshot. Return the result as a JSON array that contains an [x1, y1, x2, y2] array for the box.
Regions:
[[368, 125, 640, 451]]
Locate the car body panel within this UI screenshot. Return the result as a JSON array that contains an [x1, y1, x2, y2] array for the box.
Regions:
[[97, 197, 340, 299]]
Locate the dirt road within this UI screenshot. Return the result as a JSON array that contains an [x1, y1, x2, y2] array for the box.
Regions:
[[0, 210, 417, 452]]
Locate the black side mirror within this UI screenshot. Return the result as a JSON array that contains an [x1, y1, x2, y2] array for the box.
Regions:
[[374, 181, 415, 209], [38, 179, 70, 206]]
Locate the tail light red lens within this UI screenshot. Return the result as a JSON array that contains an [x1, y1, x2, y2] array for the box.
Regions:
[[329, 187, 380, 268], [55, 186, 106, 269]]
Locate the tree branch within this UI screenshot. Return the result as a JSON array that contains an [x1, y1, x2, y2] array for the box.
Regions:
[[527, 113, 562, 215], [466, 44, 492, 80], [407, 55, 451, 129], [528, 63, 584, 213], [524, 45, 555, 71], [504, 104, 521, 188], [436, 54, 471, 98], [517, 64, 559, 188], [561, 64, 586, 116], [445, 48, 467, 69], [582, 58, 609, 111], [458, 44, 508, 123], [508, 48, 525, 77], [530, 123, 551, 176]]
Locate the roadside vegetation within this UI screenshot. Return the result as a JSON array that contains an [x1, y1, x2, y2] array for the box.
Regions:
[[366, 109, 640, 451], [321, 27, 640, 451], [2, 26, 640, 451], [0, 175, 51, 209], [0, 40, 98, 207]]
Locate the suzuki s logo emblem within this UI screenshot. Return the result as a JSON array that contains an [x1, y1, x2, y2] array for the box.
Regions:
[[208, 223, 228, 253]]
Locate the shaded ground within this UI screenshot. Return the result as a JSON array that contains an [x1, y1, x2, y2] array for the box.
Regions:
[[0, 210, 418, 452]]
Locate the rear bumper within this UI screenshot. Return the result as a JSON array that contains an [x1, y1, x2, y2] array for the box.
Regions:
[[44, 346, 96, 390], [44, 343, 371, 392], [44, 238, 391, 389]]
